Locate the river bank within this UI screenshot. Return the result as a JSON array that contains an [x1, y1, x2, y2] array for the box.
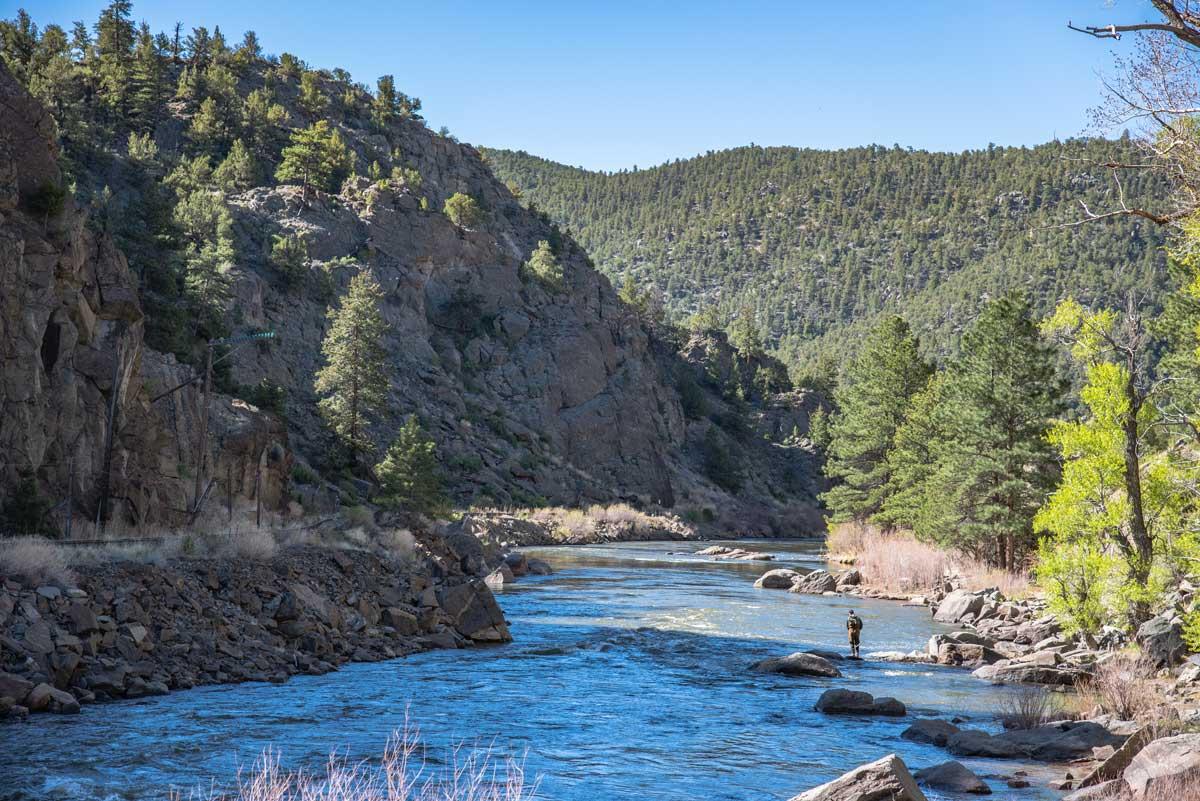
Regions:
[[0, 527, 509, 719]]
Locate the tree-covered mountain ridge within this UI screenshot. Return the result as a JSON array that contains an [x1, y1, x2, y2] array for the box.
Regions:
[[483, 140, 1169, 367]]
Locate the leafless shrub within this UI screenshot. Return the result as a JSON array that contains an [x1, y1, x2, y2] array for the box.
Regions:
[[997, 686, 1062, 730], [213, 526, 278, 561], [0, 536, 74, 586], [1078, 652, 1160, 721], [1139, 771, 1200, 801], [174, 721, 536, 801]]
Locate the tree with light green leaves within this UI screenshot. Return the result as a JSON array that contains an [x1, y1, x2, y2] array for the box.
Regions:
[[821, 316, 931, 523], [1037, 299, 1188, 628], [275, 120, 351, 196], [314, 271, 389, 463], [298, 70, 326, 116], [375, 415, 447, 516]]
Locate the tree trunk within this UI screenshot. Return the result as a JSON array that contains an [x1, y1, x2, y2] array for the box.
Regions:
[[1121, 357, 1153, 626]]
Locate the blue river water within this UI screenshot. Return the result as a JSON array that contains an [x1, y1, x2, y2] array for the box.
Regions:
[[0, 540, 1065, 800]]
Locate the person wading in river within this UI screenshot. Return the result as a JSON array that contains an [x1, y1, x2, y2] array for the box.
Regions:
[[846, 610, 863, 658]]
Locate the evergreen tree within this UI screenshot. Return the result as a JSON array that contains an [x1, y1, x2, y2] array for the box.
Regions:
[[874, 372, 948, 531], [923, 294, 1066, 567], [298, 70, 326, 116], [375, 416, 447, 516], [443, 192, 483, 228], [213, 138, 256, 191], [821, 316, 930, 522], [274, 119, 351, 196], [521, 239, 562, 289], [314, 271, 389, 462], [269, 231, 308, 288]]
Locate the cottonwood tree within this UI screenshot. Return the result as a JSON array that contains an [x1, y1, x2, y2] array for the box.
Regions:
[[314, 271, 389, 464]]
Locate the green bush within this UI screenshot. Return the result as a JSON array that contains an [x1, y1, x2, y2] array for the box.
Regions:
[[443, 192, 483, 229], [23, 181, 66, 219], [375, 416, 448, 516]]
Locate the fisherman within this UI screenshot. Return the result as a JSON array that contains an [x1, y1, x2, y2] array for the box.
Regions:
[[846, 609, 863, 658]]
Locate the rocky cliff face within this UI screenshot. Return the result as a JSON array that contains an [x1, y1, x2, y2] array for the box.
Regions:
[[0, 64, 289, 529], [0, 56, 820, 532]]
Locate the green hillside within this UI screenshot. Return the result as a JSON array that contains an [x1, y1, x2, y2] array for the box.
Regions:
[[484, 142, 1168, 367]]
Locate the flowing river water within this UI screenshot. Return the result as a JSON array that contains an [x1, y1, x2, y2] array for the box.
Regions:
[[1, 540, 1067, 801]]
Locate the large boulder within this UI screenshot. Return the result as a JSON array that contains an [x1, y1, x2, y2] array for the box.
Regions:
[[1136, 615, 1187, 668], [755, 569, 801, 589], [946, 730, 1025, 759], [815, 689, 906, 717], [914, 761, 990, 795], [1123, 733, 1200, 796], [436, 579, 511, 643], [790, 570, 840, 594], [972, 662, 1080, 686], [753, 652, 842, 678], [789, 754, 927, 801], [1076, 725, 1154, 789], [933, 590, 985, 623]]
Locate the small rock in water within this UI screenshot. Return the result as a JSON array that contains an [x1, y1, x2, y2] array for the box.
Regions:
[[914, 761, 991, 795], [752, 652, 842, 678]]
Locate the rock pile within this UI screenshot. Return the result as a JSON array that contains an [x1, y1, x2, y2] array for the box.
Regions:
[[694, 545, 773, 561], [0, 531, 509, 718]]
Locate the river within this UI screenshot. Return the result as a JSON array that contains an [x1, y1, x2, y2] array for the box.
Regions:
[[0, 540, 1065, 801]]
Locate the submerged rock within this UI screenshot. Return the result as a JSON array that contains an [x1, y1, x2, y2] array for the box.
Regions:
[[788, 754, 927, 801], [753, 652, 842, 678]]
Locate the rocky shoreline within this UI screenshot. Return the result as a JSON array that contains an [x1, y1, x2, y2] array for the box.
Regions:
[[751, 561, 1200, 800], [0, 529, 511, 720]]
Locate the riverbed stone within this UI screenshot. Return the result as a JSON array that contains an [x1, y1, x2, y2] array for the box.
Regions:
[[914, 761, 990, 795], [815, 689, 906, 716], [788, 753, 927, 801], [754, 568, 801, 589], [902, 719, 960, 747], [790, 570, 839, 595], [24, 682, 80, 714], [753, 652, 842, 678]]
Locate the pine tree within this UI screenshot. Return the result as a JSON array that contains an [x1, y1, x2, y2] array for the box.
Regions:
[[443, 192, 483, 228], [926, 294, 1066, 568], [269, 231, 308, 288], [521, 240, 562, 289], [820, 316, 931, 522], [213, 139, 256, 191], [314, 271, 389, 462], [275, 120, 351, 196], [874, 372, 947, 531], [299, 70, 326, 116], [375, 416, 446, 516]]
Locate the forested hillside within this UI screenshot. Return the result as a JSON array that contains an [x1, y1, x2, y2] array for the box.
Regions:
[[485, 142, 1169, 367]]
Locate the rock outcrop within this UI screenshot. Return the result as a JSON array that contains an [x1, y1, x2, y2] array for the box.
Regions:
[[0, 62, 289, 529]]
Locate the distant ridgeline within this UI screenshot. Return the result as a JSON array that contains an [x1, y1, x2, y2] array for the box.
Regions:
[[484, 141, 1169, 368]]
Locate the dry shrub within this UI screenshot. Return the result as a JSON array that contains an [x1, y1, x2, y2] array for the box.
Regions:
[[586, 502, 651, 531], [376, 528, 417, 563], [344, 505, 375, 529], [0, 536, 74, 586], [176, 723, 535, 801], [556, 508, 595, 539], [854, 530, 954, 593], [825, 520, 874, 560], [1078, 652, 1160, 721], [997, 686, 1062, 729], [213, 526, 278, 562]]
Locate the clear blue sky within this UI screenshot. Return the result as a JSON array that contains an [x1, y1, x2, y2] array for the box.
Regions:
[[6, 0, 1154, 171]]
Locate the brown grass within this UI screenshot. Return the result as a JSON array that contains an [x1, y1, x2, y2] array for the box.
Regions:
[[0, 536, 74, 587], [1140, 772, 1200, 801], [523, 503, 669, 541], [825, 522, 1031, 596], [176, 723, 535, 801]]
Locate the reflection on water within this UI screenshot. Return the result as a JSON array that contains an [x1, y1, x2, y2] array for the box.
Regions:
[[0, 540, 1064, 801]]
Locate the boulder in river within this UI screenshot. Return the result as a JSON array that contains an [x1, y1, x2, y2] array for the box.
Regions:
[[788, 753, 927, 801], [902, 718, 961, 747], [948, 721, 1125, 762], [695, 546, 773, 561], [972, 662, 1081, 686], [753, 652, 842, 678], [754, 568, 802, 589], [790, 570, 840, 595], [914, 761, 991, 795], [815, 688, 907, 716]]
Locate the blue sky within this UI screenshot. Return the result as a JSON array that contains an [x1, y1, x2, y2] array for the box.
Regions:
[[7, 1, 1154, 171]]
